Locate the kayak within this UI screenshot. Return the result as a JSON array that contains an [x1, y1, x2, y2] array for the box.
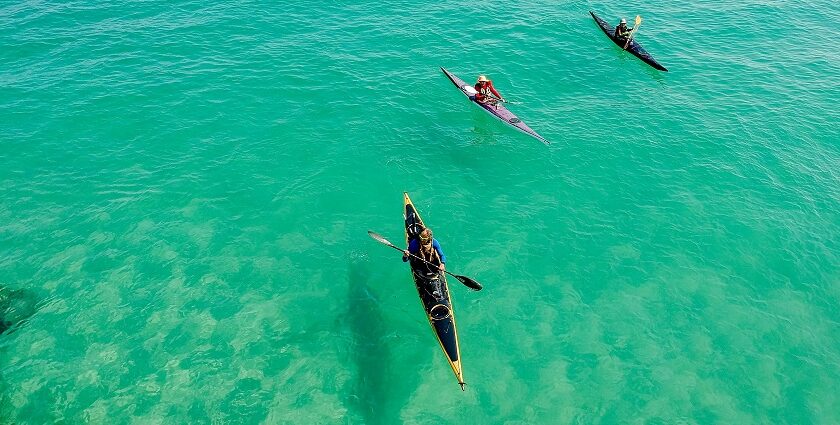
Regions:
[[440, 67, 549, 144], [590, 11, 668, 72], [403, 192, 465, 390]]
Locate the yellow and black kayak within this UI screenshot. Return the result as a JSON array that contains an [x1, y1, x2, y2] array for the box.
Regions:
[[403, 192, 465, 390]]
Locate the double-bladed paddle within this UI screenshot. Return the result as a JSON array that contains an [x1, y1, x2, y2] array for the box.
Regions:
[[623, 15, 643, 49], [367, 230, 483, 291]]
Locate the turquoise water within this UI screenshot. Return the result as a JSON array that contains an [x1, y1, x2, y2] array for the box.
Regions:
[[1, 0, 839, 423]]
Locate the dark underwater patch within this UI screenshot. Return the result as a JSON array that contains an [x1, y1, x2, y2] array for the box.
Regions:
[[0, 286, 39, 336]]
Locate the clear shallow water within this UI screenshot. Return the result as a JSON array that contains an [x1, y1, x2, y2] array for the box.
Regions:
[[1, 0, 839, 423]]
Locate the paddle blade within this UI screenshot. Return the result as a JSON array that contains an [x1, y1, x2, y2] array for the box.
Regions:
[[455, 274, 483, 291], [634, 15, 642, 26], [367, 230, 395, 247]]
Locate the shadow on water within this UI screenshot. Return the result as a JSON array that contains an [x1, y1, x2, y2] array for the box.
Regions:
[[343, 256, 412, 425], [0, 286, 39, 336], [0, 285, 42, 420]]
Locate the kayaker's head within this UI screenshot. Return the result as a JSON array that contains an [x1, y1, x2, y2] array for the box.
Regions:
[[477, 75, 489, 85], [620, 18, 627, 24], [419, 228, 433, 247]]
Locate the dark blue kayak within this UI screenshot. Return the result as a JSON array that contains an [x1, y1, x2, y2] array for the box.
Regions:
[[590, 11, 668, 72], [403, 192, 465, 390]]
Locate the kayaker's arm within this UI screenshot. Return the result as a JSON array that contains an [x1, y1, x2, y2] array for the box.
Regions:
[[488, 83, 504, 102], [402, 239, 419, 262], [433, 239, 446, 271]]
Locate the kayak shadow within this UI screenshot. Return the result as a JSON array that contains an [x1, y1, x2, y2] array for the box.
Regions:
[[613, 48, 669, 84], [465, 112, 507, 145], [343, 256, 409, 425], [0, 285, 41, 419], [0, 286, 40, 336]]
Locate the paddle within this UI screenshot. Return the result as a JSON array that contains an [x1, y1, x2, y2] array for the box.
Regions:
[[623, 15, 642, 49], [463, 84, 514, 104], [490, 95, 519, 105], [367, 230, 483, 291]]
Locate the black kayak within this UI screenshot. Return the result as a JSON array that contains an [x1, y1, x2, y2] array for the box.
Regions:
[[590, 11, 668, 72], [403, 192, 465, 390]]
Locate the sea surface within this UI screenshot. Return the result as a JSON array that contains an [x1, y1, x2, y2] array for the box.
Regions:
[[1, 0, 839, 423]]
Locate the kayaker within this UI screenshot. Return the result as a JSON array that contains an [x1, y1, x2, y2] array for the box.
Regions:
[[474, 75, 505, 104], [403, 228, 446, 274], [614, 18, 633, 42]]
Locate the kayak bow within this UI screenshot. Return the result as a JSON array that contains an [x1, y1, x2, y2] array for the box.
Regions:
[[590, 11, 668, 72], [403, 192, 466, 390], [440, 67, 549, 144]]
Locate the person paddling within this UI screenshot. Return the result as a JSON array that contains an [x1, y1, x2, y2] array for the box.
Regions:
[[614, 18, 634, 43], [473, 75, 505, 104], [403, 227, 446, 276]]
